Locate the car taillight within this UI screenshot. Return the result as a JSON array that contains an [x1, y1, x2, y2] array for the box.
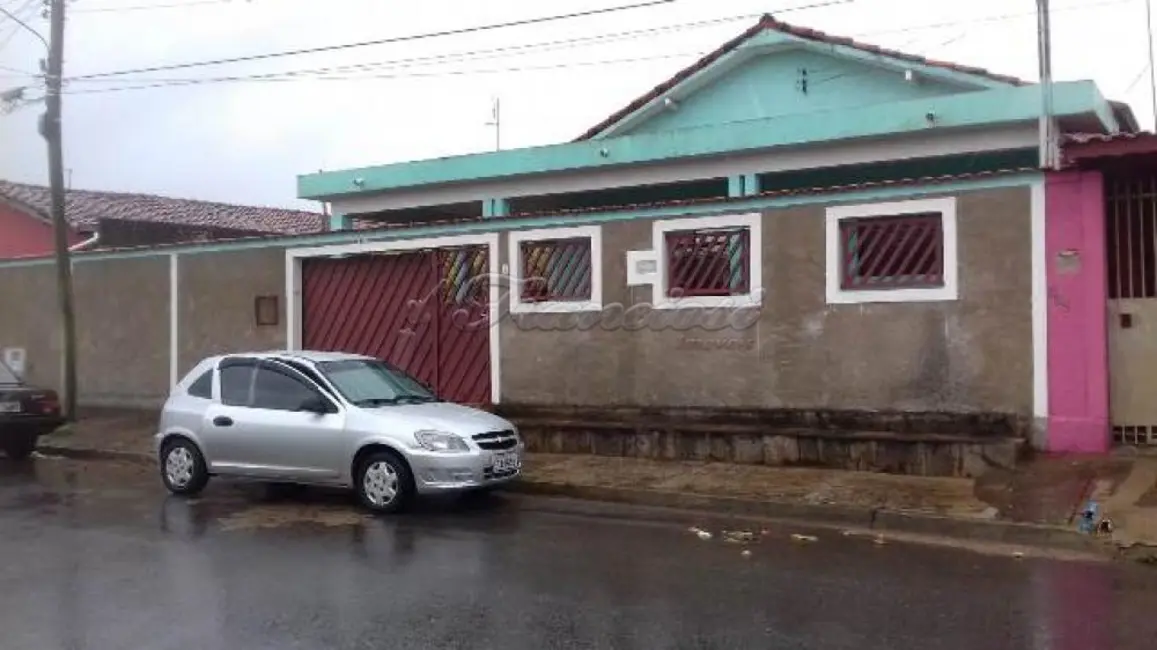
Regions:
[[34, 394, 60, 415]]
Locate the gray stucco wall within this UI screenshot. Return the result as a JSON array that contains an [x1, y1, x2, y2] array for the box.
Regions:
[[498, 186, 1033, 415]]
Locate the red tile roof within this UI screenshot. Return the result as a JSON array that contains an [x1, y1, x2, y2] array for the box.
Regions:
[[0, 179, 325, 235], [574, 14, 1028, 142]]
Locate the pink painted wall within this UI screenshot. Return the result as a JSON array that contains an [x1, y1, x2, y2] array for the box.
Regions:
[[0, 203, 82, 259], [1046, 170, 1110, 453]]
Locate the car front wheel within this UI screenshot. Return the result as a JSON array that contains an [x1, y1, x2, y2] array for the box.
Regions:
[[355, 450, 413, 515], [160, 438, 209, 496]]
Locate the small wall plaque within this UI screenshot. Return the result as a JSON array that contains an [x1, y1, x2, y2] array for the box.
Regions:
[[626, 250, 659, 286], [255, 295, 280, 327], [1056, 248, 1081, 275]]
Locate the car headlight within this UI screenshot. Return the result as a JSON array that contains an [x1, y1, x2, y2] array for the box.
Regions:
[[414, 430, 471, 453]]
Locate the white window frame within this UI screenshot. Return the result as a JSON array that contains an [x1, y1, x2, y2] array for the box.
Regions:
[[507, 225, 602, 314], [825, 196, 958, 305], [652, 212, 763, 310]]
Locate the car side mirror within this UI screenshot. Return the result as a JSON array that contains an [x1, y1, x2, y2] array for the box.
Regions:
[[299, 395, 333, 415]]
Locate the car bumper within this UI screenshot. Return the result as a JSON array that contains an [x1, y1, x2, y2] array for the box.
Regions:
[[0, 416, 65, 437], [408, 446, 524, 494]]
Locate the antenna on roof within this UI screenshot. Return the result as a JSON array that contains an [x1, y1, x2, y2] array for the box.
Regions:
[[485, 96, 501, 151]]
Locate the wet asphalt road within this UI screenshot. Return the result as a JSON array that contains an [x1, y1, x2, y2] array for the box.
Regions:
[[2, 457, 1156, 650]]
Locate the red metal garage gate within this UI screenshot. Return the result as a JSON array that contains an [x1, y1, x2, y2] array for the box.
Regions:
[[300, 246, 491, 405]]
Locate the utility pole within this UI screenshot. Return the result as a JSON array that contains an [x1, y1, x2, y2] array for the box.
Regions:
[[43, 0, 78, 420], [1147, 0, 1157, 130], [1036, 0, 1057, 168]]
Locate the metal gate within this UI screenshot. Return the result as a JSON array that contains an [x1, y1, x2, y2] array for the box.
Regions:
[[300, 246, 491, 405], [1107, 172, 1157, 445]]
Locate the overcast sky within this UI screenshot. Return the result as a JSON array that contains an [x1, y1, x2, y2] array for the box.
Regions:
[[0, 0, 1150, 211]]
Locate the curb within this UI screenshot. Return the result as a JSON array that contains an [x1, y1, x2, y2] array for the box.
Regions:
[[509, 480, 1112, 556], [34, 445, 1119, 558], [36, 444, 154, 466]]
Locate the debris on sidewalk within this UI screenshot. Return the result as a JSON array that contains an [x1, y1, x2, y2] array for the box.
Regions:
[[688, 527, 713, 540], [872, 534, 887, 545], [722, 530, 756, 544], [741, 549, 752, 558], [790, 533, 818, 543]]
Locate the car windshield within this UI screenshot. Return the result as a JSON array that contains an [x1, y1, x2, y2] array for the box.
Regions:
[[316, 358, 437, 407], [0, 359, 19, 385]]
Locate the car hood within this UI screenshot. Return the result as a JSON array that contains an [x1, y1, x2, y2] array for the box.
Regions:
[[361, 401, 513, 436]]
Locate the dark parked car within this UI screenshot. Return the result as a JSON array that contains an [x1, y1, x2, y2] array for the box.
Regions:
[[0, 359, 63, 459]]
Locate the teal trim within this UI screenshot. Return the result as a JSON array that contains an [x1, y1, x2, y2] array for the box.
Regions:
[[727, 175, 745, 197], [742, 173, 760, 196], [793, 37, 1010, 91], [328, 213, 353, 231], [298, 81, 1097, 200], [1, 172, 1041, 270], [483, 198, 510, 218]]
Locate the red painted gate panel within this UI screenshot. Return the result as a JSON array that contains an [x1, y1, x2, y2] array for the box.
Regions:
[[301, 246, 490, 405]]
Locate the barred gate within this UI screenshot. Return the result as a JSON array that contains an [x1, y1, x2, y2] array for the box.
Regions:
[[1106, 172, 1157, 445], [300, 245, 491, 405]]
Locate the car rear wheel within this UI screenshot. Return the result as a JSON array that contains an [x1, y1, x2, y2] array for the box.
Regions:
[[2, 436, 37, 460], [355, 450, 412, 515], [160, 438, 209, 496]]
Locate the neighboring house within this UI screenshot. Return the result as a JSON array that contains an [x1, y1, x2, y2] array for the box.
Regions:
[[0, 180, 326, 259], [0, 15, 1141, 465], [1043, 133, 1157, 453]]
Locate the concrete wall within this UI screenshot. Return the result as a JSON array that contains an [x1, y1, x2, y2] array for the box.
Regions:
[[0, 247, 289, 408], [177, 247, 288, 379], [499, 186, 1034, 415]]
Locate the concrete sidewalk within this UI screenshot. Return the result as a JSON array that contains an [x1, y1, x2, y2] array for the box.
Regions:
[[34, 408, 1157, 560]]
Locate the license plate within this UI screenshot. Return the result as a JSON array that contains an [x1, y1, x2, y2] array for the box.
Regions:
[[492, 451, 520, 473], [0, 401, 20, 414]]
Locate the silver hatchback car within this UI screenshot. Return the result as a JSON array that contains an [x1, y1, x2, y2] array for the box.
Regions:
[[155, 350, 523, 514]]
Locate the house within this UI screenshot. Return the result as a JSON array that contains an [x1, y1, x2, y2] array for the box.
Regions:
[[0, 15, 1140, 470], [0, 180, 327, 259], [1042, 133, 1157, 453]]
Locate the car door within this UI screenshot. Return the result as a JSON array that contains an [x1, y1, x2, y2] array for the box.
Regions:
[[200, 357, 272, 476], [246, 359, 346, 482]]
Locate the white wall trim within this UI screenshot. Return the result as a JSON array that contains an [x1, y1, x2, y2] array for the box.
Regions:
[[330, 125, 1037, 216], [506, 225, 602, 314], [1030, 180, 1048, 419], [650, 212, 763, 310], [169, 253, 179, 388], [825, 197, 959, 305], [285, 233, 503, 404]]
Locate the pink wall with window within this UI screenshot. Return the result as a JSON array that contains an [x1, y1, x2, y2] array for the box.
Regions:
[[1046, 170, 1110, 453]]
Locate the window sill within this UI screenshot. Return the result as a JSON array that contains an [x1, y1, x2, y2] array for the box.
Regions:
[[826, 285, 958, 305], [652, 293, 762, 310], [510, 300, 603, 314]]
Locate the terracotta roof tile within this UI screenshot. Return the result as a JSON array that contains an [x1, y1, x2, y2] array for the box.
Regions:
[[575, 14, 1027, 141], [0, 179, 325, 235]]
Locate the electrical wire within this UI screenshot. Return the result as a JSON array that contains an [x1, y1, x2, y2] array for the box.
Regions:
[[58, 12, 772, 85], [62, 51, 707, 95], [68, 0, 678, 80], [0, 0, 46, 50], [71, 0, 236, 13], [0, 0, 39, 48]]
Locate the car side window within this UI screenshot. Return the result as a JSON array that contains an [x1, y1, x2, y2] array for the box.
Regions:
[[252, 363, 322, 412], [219, 364, 255, 407], [187, 370, 213, 399]]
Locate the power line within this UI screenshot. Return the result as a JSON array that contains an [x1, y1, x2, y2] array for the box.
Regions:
[[62, 52, 707, 95], [849, 0, 1138, 38], [71, 0, 236, 13], [57, 12, 771, 85], [68, 0, 678, 80], [0, 0, 47, 49], [0, 0, 40, 49]]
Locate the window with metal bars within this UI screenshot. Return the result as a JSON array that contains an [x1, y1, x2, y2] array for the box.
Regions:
[[664, 227, 751, 297], [838, 213, 944, 290], [519, 237, 593, 302]]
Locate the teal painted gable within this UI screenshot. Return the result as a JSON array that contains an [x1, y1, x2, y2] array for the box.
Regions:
[[624, 49, 974, 136]]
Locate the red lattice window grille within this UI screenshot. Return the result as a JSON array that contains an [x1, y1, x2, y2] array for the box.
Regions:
[[839, 213, 944, 290], [519, 237, 593, 303], [665, 227, 750, 298]]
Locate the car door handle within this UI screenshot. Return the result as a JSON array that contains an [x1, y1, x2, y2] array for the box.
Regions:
[[213, 416, 234, 427]]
